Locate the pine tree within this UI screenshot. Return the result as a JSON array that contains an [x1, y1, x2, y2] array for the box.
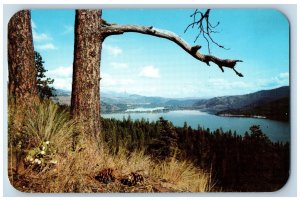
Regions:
[[35, 51, 56, 99]]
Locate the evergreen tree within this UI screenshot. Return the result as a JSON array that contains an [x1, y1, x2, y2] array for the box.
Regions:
[[34, 51, 56, 99]]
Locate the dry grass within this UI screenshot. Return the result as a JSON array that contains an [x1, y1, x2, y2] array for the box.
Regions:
[[23, 101, 75, 152], [151, 156, 211, 192], [8, 101, 212, 193]]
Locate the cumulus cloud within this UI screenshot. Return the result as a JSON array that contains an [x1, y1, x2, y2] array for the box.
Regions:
[[31, 20, 56, 51], [139, 65, 160, 78], [51, 78, 72, 91], [46, 66, 72, 90], [257, 72, 289, 88], [31, 22, 52, 42], [32, 29, 52, 42], [101, 73, 135, 87], [110, 62, 128, 69], [103, 45, 123, 56], [35, 43, 57, 50], [47, 66, 72, 78]]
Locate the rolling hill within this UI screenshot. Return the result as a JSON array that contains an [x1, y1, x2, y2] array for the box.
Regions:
[[52, 86, 289, 118], [193, 86, 289, 114]]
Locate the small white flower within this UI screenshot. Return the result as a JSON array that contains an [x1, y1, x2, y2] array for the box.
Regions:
[[41, 146, 45, 150], [40, 151, 45, 155], [45, 141, 50, 145], [34, 158, 40, 164], [37, 160, 41, 165], [29, 158, 33, 162]]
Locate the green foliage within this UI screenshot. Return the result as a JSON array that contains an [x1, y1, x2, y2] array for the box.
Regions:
[[147, 117, 179, 160], [23, 101, 75, 153], [176, 124, 289, 191], [35, 51, 56, 99], [101, 116, 290, 192]]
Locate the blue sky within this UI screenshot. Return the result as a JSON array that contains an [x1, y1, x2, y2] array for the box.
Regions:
[[31, 9, 289, 98]]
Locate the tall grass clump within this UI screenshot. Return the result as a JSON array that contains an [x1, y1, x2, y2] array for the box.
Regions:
[[8, 100, 77, 190], [23, 101, 75, 152], [151, 156, 212, 192]]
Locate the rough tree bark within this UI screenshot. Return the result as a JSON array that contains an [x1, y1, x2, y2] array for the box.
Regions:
[[8, 10, 38, 175], [8, 10, 38, 107], [71, 10, 102, 139]]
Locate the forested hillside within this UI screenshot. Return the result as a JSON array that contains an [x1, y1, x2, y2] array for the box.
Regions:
[[101, 116, 290, 191], [193, 86, 289, 113], [217, 97, 289, 121]]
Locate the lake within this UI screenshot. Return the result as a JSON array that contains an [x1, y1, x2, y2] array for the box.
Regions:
[[101, 110, 290, 143]]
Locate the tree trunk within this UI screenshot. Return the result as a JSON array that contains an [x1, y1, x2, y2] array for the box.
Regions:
[[8, 10, 38, 107], [71, 10, 102, 139]]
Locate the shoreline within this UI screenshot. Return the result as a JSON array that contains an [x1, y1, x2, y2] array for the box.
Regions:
[[216, 113, 267, 119]]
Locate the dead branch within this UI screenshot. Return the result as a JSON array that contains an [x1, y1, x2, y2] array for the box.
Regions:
[[185, 9, 228, 54], [101, 23, 243, 77]]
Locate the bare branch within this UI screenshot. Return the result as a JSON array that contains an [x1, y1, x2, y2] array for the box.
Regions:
[[185, 9, 228, 54], [102, 24, 243, 77]]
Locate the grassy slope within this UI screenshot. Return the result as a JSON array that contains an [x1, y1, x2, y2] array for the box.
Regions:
[[8, 101, 211, 193]]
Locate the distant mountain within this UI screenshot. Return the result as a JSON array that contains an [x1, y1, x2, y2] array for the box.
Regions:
[[52, 89, 71, 105], [54, 89, 71, 96], [101, 91, 200, 107], [216, 97, 289, 121], [193, 86, 289, 113], [52, 86, 289, 118], [163, 99, 200, 107], [101, 101, 127, 113], [101, 92, 167, 105], [52, 90, 198, 112]]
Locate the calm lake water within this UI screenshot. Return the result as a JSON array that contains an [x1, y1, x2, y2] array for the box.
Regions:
[[101, 110, 290, 143]]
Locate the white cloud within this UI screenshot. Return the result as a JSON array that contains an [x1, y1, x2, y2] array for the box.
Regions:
[[47, 66, 72, 78], [257, 72, 289, 88], [207, 78, 251, 91], [109, 85, 159, 96], [61, 25, 73, 35], [103, 45, 123, 56], [101, 73, 135, 87], [51, 78, 72, 91], [32, 29, 52, 42], [35, 43, 57, 50], [31, 20, 56, 51], [46, 66, 73, 91], [101, 73, 117, 87], [139, 65, 160, 78], [110, 62, 128, 69], [279, 72, 289, 79]]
